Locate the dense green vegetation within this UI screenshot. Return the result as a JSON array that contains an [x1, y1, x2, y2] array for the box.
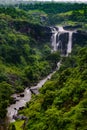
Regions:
[[18, 45, 87, 130], [0, 2, 87, 130], [19, 2, 87, 27], [0, 6, 60, 120], [49, 8, 87, 27], [19, 2, 86, 14]]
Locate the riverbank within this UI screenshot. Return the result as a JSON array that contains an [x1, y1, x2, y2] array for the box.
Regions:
[[7, 25, 74, 124], [7, 66, 60, 123]]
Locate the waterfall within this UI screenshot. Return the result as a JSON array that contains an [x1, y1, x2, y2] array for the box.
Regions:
[[52, 32, 57, 51], [51, 26, 74, 56], [56, 32, 60, 48], [51, 27, 58, 52], [6, 26, 74, 124], [66, 32, 73, 56]]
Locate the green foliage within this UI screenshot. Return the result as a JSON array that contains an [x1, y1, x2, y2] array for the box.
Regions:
[[0, 3, 87, 130], [0, 82, 13, 118], [46, 51, 60, 69], [9, 124, 16, 130], [19, 46, 87, 130], [19, 3, 85, 15], [24, 61, 51, 83], [9, 121, 24, 130], [18, 3, 87, 26], [0, 6, 55, 119]]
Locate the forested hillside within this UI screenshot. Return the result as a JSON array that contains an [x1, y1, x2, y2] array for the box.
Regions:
[[0, 7, 60, 121], [0, 2, 87, 130], [19, 2, 87, 27], [18, 45, 87, 130]]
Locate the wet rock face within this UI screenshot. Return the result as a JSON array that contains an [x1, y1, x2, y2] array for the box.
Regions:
[[54, 27, 87, 55], [51, 25, 87, 57], [72, 31, 87, 47], [20, 94, 24, 97], [13, 114, 27, 120], [63, 25, 87, 47], [57, 33, 69, 55], [11, 21, 51, 42]]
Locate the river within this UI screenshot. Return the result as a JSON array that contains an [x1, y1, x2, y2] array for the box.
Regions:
[[5, 26, 74, 129], [7, 70, 58, 123]]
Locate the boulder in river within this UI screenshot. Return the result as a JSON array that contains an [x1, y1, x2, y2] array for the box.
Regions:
[[13, 114, 27, 120], [20, 94, 24, 97], [19, 106, 25, 110]]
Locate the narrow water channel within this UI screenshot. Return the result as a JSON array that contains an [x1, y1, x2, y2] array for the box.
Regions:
[[6, 26, 75, 128], [7, 69, 59, 123]]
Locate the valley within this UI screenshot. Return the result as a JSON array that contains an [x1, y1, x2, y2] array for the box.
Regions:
[[0, 2, 87, 130]]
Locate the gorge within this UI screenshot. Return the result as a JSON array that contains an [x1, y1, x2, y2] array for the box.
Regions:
[[0, 3, 87, 130], [7, 26, 75, 124], [0, 22, 86, 130]]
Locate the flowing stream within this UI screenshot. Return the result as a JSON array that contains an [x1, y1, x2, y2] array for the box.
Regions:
[[6, 26, 74, 125], [7, 63, 60, 123], [7, 70, 59, 123]]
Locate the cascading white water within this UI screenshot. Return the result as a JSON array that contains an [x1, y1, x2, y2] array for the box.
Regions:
[[56, 32, 60, 47], [66, 31, 73, 56], [58, 26, 65, 32], [52, 32, 58, 51], [51, 26, 74, 56], [7, 88, 31, 122], [51, 27, 58, 52]]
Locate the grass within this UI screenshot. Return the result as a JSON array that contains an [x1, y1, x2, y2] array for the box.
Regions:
[[14, 120, 24, 130]]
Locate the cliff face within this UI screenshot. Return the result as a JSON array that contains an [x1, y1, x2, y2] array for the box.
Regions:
[[72, 31, 87, 47], [9, 20, 51, 43], [52, 26, 87, 55], [57, 33, 69, 55], [63, 25, 87, 47]]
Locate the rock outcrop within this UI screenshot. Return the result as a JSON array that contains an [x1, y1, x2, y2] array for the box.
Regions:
[[72, 30, 87, 47]]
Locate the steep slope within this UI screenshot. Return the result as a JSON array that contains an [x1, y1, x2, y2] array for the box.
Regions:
[[0, 3, 87, 130], [0, 7, 55, 122], [18, 46, 87, 130]]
